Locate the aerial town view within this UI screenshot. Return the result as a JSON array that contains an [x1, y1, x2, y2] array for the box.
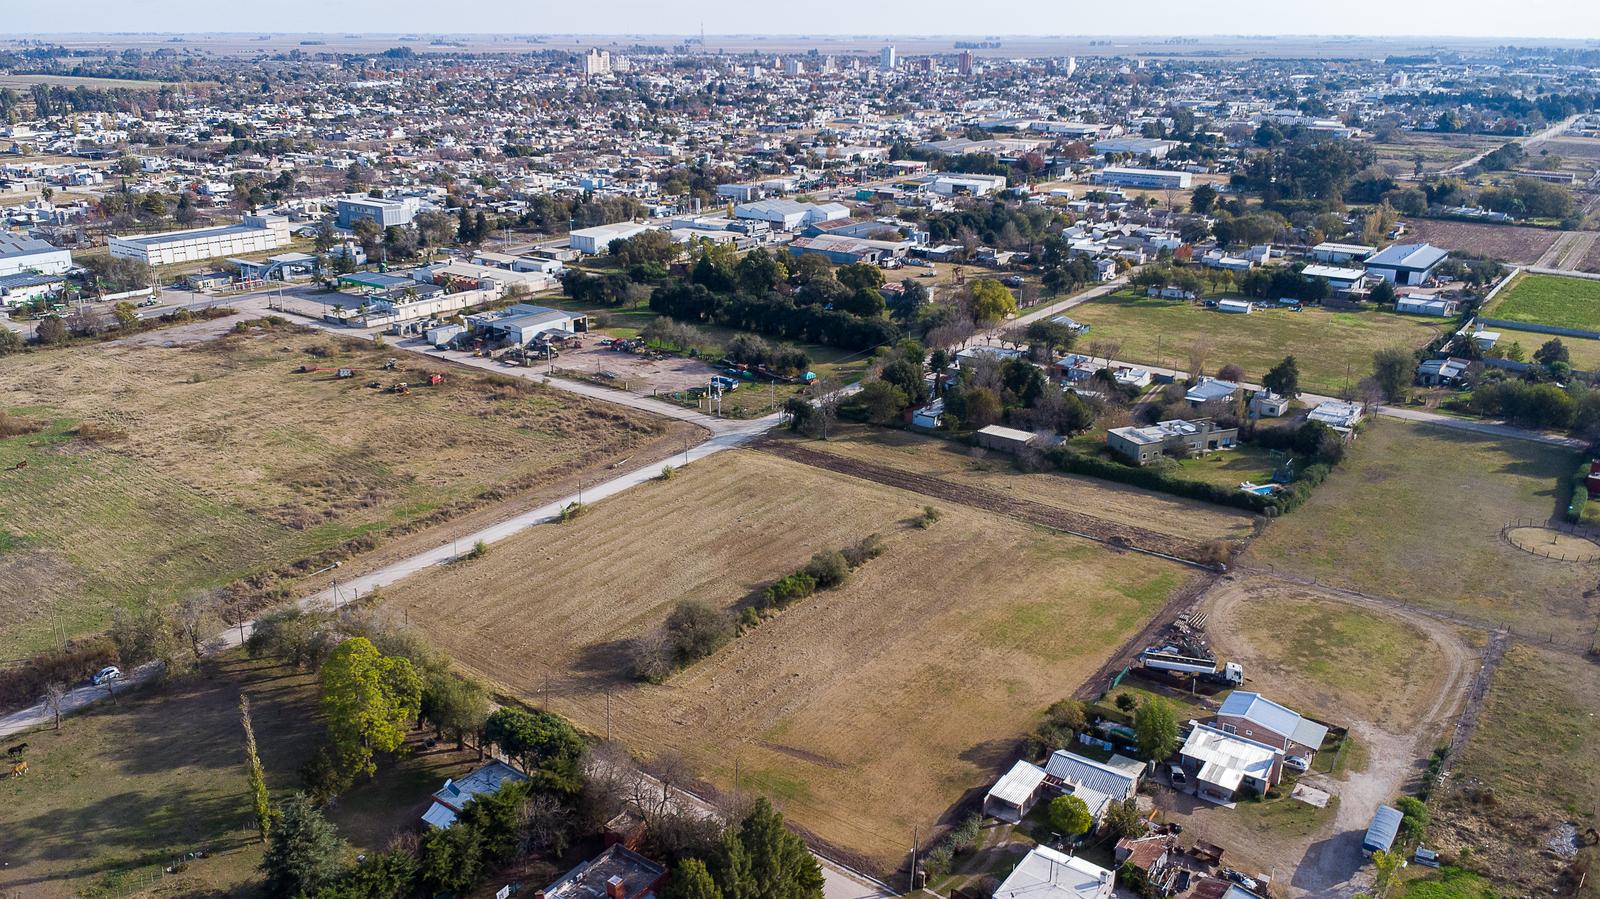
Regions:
[[3, 2, 1600, 897]]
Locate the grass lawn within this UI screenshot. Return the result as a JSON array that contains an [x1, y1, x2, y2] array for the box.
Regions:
[[0, 654, 472, 898], [0, 327, 696, 656], [381, 449, 1196, 871], [1170, 443, 1283, 488], [1066, 291, 1449, 394], [1483, 272, 1600, 333], [1243, 418, 1594, 638], [1435, 644, 1600, 895], [1397, 867, 1500, 899]]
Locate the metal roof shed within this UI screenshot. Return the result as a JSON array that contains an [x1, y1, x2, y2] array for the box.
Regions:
[[1363, 804, 1402, 854]]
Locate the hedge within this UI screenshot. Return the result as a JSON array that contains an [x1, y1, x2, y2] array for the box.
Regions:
[[1569, 462, 1591, 523], [1048, 447, 1278, 514]]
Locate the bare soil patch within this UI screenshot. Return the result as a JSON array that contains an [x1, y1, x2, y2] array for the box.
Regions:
[[1401, 219, 1562, 266], [1504, 525, 1600, 561]]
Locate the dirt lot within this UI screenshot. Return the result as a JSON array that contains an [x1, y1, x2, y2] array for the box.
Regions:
[[1433, 643, 1600, 897], [545, 332, 728, 393], [1399, 219, 1563, 266], [1243, 418, 1597, 641], [380, 449, 1198, 872], [0, 654, 478, 898], [1195, 576, 1477, 896], [0, 325, 699, 656]]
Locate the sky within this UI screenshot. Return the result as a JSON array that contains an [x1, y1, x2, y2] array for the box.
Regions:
[[8, 0, 1600, 41]]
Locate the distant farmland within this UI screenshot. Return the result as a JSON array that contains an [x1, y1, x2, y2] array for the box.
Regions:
[[0, 74, 183, 91]]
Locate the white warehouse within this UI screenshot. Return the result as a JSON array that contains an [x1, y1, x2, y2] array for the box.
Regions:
[[1089, 167, 1193, 190], [0, 233, 73, 278], [109, 214, 290, 266], [569, 221, 654, 254]]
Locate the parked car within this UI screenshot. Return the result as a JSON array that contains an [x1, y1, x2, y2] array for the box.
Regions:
[[1168, 764, 1187, 785], [1285, 755, 1311, 772], [1002, 275, 1025, 288], [1222, 868, 1258, 891], [92, 666, 123, 686]]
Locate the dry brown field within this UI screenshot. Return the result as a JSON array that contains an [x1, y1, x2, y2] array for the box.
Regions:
[[380, 449, 1198, 871], [0, 325, 698, 655], [1401, 218, 1562, 265]]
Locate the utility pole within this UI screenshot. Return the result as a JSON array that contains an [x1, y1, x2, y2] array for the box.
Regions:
[[605, 689, 612, 740], [910, 825, 920, 893]]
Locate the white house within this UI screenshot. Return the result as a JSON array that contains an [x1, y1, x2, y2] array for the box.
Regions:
[[993, 846, 1115, 899]]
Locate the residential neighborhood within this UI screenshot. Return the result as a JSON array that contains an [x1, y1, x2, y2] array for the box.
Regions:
[[2, 11, 1600, 899]]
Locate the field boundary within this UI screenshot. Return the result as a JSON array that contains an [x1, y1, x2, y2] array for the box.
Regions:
[[754, 437, 1224, 569], [1499, 517, 1600, 562]]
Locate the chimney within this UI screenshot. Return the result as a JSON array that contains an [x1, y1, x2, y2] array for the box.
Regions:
[[606, 875, 626, 899]]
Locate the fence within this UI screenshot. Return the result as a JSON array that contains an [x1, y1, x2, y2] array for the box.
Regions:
[[1500, 517, 1600, 562]]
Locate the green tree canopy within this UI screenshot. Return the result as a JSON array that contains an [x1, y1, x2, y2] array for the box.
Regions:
[[969, 279, 1018, 324], [1134, 697, 1180, 761], [260, 794, 347, 897], [1262, 355, 1301, 398], [1047, 794, 1093, 838], [320, 637, 423, 780]]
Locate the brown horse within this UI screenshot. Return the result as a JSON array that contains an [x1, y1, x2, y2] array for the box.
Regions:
[[8, 761, 26, 777]]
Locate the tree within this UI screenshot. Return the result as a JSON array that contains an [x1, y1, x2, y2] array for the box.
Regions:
[[421, 670, 489, 751], [1371, 348, 1414, 403], [715, 824, 757, 899], [42, 681, 67, 731], [0, 327, 22, 356], [836, 263, 884, 293], [664, 858, 725, 899], [1190, 182, 1218, 215], [241, 695, 272, 844], [969, 279, 1018, 324], [483, 707, 585, 791], [112, 301, 139, 329], [320, 637, 423, 780], [855, 379, 910, 424], [1134, 697, 1179, 761], [418, 817, 483, 895], [34, 315, 68, 346], [1046, 794, 1092, 839], [1534, 338, 1570, 368], [1262, 355, 1301, 398], [736, 798, 824, 899], [260, 794, 347, 897], [1101, 797, 1143, 841]]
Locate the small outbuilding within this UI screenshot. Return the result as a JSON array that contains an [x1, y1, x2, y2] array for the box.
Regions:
[[976, 424, 1038, 454], [1363, 804, 1403, 855]]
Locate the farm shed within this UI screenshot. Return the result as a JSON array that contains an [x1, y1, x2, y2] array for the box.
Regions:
[[984, 760, 1049, 823], [976, 425, 1038, 454]]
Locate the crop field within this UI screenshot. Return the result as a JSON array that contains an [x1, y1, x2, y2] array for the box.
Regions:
[[1435, 644, 1600, 896], [1066, 291, 1449, 394], [0, 326, 699, 656], [1244, 419, 1595, 639], [0, 654, 481, 898], [1399, 219, 1562, 266], [1482, 272, 1600, 332], [381, 449, 1197, 871], [771, 426, 1257, 543]]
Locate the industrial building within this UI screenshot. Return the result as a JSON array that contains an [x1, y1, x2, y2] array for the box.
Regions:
[[734, 199, 849, 231], [335, 194, 420, 230], [0, 232, 72, 277], [108, 214, 290, 266], [569, 221, 654, 254], [1363, 243, 1448, 286], [1088, 167, 1192, 190]]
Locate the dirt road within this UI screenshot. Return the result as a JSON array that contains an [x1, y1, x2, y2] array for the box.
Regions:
[[1199, 576, 1478, 897]]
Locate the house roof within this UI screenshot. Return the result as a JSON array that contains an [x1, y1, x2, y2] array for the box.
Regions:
[[542, 845, 666, 899], [1116, 835, 1173, 872], [1044, 750, 1139, 801], [423, 760, 530, 828], [1186, 378, 1240, 403], [1365, 242, 1447, 271], [1302, 264, 1366, 281], [1218, 691, 1329, 748], [989, 760, 1049, 808], [994, 845, 1115, 899], [1180, 722, 1280, 784]]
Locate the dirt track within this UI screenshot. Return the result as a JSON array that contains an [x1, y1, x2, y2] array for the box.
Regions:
[[755, 438, 1217, 565]]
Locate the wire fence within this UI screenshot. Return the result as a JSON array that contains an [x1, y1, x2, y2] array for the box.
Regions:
[[1500, 517, 1600, 562]]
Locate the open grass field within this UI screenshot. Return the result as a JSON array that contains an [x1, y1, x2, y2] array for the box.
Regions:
[[1066, 291, 1450, 394], [1400, 219, 1562, 266], [1244, 419, 1596, 639], [1204, 577, 1465, 734], [1482, 272, 1600, 332], [0, 654, 477, 898], [380, 449, 1197, 871], [1372, 133, 1506, 176], [0, 326, 698, 657], [1434, 644, 1600, 897], [778, 425, 1257, 543]]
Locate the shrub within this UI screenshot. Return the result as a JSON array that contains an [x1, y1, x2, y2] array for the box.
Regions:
[[465, 539, 488, 560], [762, 572, 817, 608], [1570, 462, 1591, 523], [558, 502, 586, 522], [803, 550, 850, 589], [841, 533, 885, 567], [659, 465, 675, 481], [921, 844, 954, 879], [0, 410, 43, 438], [915, 505, 942, 528]]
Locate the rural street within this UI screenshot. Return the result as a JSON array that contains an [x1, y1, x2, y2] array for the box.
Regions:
[[1441, 114, 1579, 175]]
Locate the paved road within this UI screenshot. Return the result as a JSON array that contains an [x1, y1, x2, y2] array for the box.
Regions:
[[1442, 114, 1579, 175]]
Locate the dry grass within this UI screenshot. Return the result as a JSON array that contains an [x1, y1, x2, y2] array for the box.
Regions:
[[1243, 419, 1597, 639], [782, 426, 1257, 543], [380, 449, 1197, 870], [1400, 219, 1562, 266], [1436, 644, 1600, 897], [0, 328, 700, 656]]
